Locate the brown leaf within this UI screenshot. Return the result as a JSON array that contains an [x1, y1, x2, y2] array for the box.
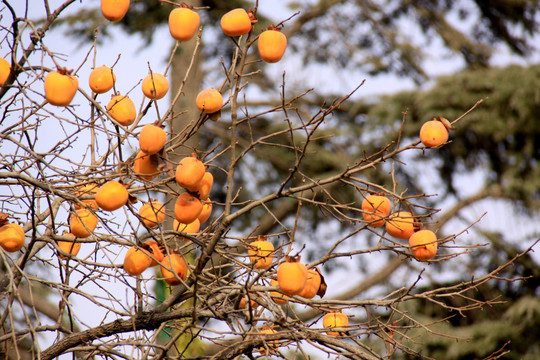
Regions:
[[316, 267, 328, 298]]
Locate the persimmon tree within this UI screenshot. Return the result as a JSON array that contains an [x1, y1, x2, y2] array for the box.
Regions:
[[0, 1, 538, 360]]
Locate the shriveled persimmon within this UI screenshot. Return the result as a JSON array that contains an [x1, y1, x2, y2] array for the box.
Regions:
[[88, 65, 116, 94], [123, 245, 153, 276], [323, 311, 349, 336], [57, 232, 81, 259], [168, 6, 200, 41], [107, 94, 136, 126], [247, 236, 274, 270], [44, 70, 79, 106], [138, 200, 165, 228], [69, 209, 98, 238], [139, 124, 167, 155], [133, 151, 159, 181], [0, 223, 25, 252], [409, 229, 438, 261], [160, 252, 189, 285], [220, 8, 253, 37], [258, 27, 287, 63], [95, 180, 129, 211], [420, 118, 449, 148], [361, 194, 391, 228], [175, 155, 205, 189], [174, 192, 203, 224], [277, 255, 307, 296], [196, 88, 223, 114], [142, 73, 169, 100], [386, 211, 416, 239], [0, 58, 11, 87], [101, 0, 130, 22]]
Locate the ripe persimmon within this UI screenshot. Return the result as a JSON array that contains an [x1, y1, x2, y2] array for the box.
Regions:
[[107, 94, 136, 126], [0, 223, 25, 252], [186, 171, 213, 200], [239, 295, 260, 309], [138, 200, 165, 228], [160, 252, 189, 285], [198, 200, 212, 224], [323, 311, 349, 336], [247, 236, 274, 270], [101, 0, 130, 22], [143, 239, 164, 267], [168, 7, 200, 41], [133, 151, 159, 181], [175, 155, 205, 189], [258, 28, 287, 63], [95, 180, 129, 211], [88, 65, 116, 94], [409, 229, 438, 261], [270, 278, 289, 305], [362, 194, 391, 228], [141, 73, 169, 100], [123, 245, 153, 276], [57, 232, 81, 259], [44, 70, 79, 106], [298, 268, 322, 299], [74, 183, 99, 209], [195, 88, 223, 114], [0, 58, 11, 86], [69, 209, 98, 238], [174, 192, 203, 224], [277, 255, 307, 296], [220, 8, 253, 37], [258, 325, 278, 354], [139, 124, 167, 155], [386, 211, 416, 239], [420, 119, 449, 148]]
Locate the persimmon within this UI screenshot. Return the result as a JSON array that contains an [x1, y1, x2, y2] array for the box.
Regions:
[[101, 0, 130, 22], [141, 73, 169, 100], [143, 239, 164, 266], [95, 180, 129, 211], [198, 199, 212, 224], [239, 295, 259, 309], [247, 236, 274, 270], [195, 88, 223, 114], [323, 311, 349, 336], [133, 151, 159, 181], [69, 209, 98, 238], [174, 192, 203, 224], [420, 119, 449, 148], [259, 325, 278, 354], [0, 58, 11, 87], [107, 94, 136, 126], [0, 223, 25, 252], [57, 232, 81, 259], [175, 155, 206, 189], [258, 27, 287, 63], [168, 7, 200, 41], [277, 255, 308, 296], [220, 8, 253, 37], [138, 200, 165, 228], [123, 245, 153, 276], [139, 124, 167, 155], [409, 229, 438, 261], [386, 211, 416, 239], [44, 70, 79, 106], [186, 171, 213, 200], [88, 65, 116, 94], [160, 252, 189, 285], [270, 278, 289, 305], [298, 268, 322, 299], [173, 218, 200, 233], [362, 194, 391, 228], [74, 183, 99, 209]]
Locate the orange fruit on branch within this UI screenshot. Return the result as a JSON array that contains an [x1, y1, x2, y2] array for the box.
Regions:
[[197, 199, 212, 224], [419, 118, 449, 148], [409, 229, 438, 261], [220, 8, 254, 37], [141, 73, 169, 100], [139, 124, 167, 155], [258, 27, 287, 63], [362, 194, 391, 228], [95, 180, 129, 211], [323, 311, 349, 336], [133, 151, 159, 181], [277, 255, 308, 296], [247, 235, 274, 270], [298, 268, 323, 299], [0, 58, 11, 86], [385, 211, 416, 239], [69, 209, 98, 238], [258, 325, 278, 354], [74, 183, 99, 209], [107, 94, 136, 126], [270, 278, 289, 304], [168, 6, 200, 42], [175, 155, 206, 189], [88, 65, 116, 94], [160, 252, 189, 285], [174, 192, 203, 225], [101, 0, 130, 22], [138, 200, 165, 228], [44, 69, 79, 106], [186, 171, 213, 200], [123, 245, 153, 276], [195, 88, 223, 114], [57, 232, 81, 259], [143, 239, 164, 267], [0, 222, 25, 252]]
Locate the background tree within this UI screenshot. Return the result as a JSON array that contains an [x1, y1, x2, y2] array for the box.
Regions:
[[0, 0, 539, 359]]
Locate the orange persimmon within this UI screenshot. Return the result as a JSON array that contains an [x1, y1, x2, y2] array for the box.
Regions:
[[88, 65, 116, 94], [174, 192, 203, 224], [409, 229, 438, 261], [175, 155, 206, 189], [247, 236, 274, 270], [133, 151, 159, 181], [101, 0, 130, 22], [139, 124, 167, 155], [123, 245, 153, 276], [277, 255, 307, 296], [385, 211, 416, 239], [168, 7, 200, 41], [270, 278, 289, 305], [107, 94, 136, 126], [361, 194, 391, 228], [0, 223, 25, 252], [138, 200, 165, 228], [95, 180, 129, 211], [220, 8, 253, 37], [323, 311, 349, 336], [160, 252, 189, 285], [258, 28, 287, 63], [298, 268, 322, 299], [143, 239, 164, 267], [57, 232, 81, 259], [186, 171, 213, 200], [44, 70, 79, 106], [196, 88, 223, 114], [0, 58, 11, 87], [141, 73, 169, 100], [420, 119, 449, 148], [69, 209, 98, 238]]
